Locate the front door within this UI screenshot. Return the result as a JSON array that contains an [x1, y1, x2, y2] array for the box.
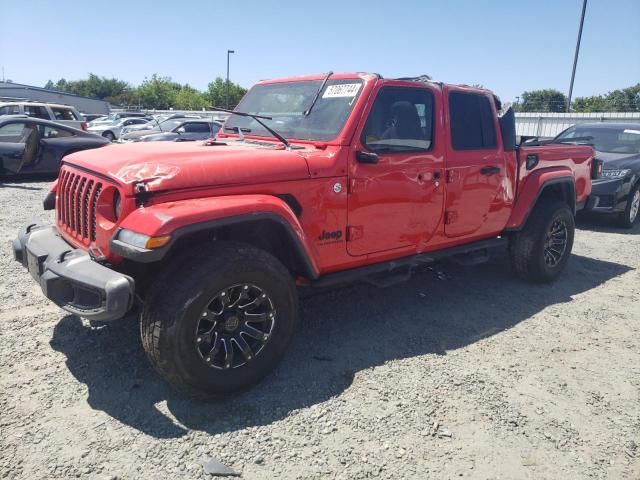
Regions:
[[347, 84, 445, 256], [0, 121, 35, 174]]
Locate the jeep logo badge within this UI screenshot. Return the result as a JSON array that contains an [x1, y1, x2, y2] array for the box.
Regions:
[[318, 230, 343, 242]]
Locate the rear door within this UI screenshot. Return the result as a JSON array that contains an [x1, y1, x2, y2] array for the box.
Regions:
[[347, 83, 445, 256], [443, 87, 511, 238]]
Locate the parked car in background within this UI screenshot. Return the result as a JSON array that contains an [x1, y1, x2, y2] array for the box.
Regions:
[[0, 116, 109, 177], [82, 113, 106, 122], [119, 117, 205, 142], [133, 119, 222, 142], [0, 101, 87, 130], [557, 123, 640, 227], [87, 117, 152, 141], [120, 113, 202, 136], [88, 112, 149, 127]]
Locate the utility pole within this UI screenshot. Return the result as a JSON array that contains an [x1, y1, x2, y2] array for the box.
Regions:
[[567, 0, 587, 112], [226, 50, 235, 109]]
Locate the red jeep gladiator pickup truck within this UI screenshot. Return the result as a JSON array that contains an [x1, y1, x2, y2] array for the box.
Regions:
[[13, 73, 598, 397]]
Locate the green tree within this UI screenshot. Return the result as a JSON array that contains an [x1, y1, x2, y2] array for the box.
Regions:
[[174, 85, 209, 110], [135, 74, 181, 109], [206, 77, 247, 108], [571, 95, 609, 112], [571, 83, 640, 112], [516, 89, 568, 112]]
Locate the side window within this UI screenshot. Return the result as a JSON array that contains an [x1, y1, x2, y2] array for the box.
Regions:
[[41, 126, 74, 138], [0, 105, 21, 115], [183, 122, 211, 133], [0, 123, 32, 143], [361, 87, 433, 152], [23, 105, 50, 120], [51, 107, 78, 121], [449, 92, 496, 150]]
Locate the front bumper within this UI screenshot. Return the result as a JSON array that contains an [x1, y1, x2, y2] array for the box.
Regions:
[[12, 222, 135, 321], [585, 178, 631, 213]]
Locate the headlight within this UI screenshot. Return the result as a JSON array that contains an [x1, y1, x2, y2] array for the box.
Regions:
[[113, 190, 122, 218], [117, 229, 171, 249], [600, 169, 631, 179]]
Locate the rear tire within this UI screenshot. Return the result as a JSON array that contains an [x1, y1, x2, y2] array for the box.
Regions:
[[509, 200, 575, 283], [140, 241, 299, 399], [617, 183, 640, 228]]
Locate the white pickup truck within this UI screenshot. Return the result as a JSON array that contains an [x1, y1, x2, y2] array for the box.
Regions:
[[0, 101, 87, 130]]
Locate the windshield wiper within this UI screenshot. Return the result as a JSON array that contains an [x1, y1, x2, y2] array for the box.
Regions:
[[303, 71, 333, 117], [212, 107, 290, 149]]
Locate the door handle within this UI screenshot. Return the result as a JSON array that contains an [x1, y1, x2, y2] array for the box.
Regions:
[[480, 166, 500, 176]]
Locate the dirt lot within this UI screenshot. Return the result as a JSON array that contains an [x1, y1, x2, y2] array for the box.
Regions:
[[0, 178, 638, 480]]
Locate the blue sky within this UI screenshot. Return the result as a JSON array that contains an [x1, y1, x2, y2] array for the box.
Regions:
[[1, 0, 638, 102]]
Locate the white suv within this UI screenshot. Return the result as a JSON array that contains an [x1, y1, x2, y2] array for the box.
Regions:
[[0, 102, 86, 130]]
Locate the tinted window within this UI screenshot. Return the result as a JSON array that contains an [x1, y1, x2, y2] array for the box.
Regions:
[[0, 123, 30, 143], [24, 105, 50, 120], [556, 126, 640, 154], [449, 92, 496, 150], [361, 87, 433, 152], [0, 105, 21, 115], [41, 126, 74, 138], [51, 107, 78, 121], [182, 122, 211, 133]]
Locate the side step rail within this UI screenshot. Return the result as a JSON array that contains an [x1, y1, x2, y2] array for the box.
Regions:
[[310, 237, 508, 288]]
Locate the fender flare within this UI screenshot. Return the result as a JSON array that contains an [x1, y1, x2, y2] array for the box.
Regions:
[[110, 194, 319, 278], [506, 170, 576, 231]]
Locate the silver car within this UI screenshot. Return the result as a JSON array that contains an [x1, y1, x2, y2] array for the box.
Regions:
[[86, 117, 151, 141], [0, 102, 86, 130]]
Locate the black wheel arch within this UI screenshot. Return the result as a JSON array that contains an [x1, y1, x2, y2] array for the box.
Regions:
[[507, 177, 576, 232], [110, 213, 319, 280]]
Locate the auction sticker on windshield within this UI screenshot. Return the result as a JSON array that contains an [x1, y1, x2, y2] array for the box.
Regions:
[[323, 83, 361, 98]]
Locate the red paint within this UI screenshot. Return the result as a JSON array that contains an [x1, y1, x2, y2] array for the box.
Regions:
[[53, 73, 594, 276]]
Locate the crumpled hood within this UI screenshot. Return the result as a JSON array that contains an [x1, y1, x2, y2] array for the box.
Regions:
[[596, 150, 640, 171], [63, 141, 311, 193]]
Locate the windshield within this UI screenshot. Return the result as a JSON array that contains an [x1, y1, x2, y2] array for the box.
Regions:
[[225, 79, 364, 142], [556, 125, 640, 154]]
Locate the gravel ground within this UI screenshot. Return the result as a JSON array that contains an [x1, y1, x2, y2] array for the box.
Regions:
[[1, 178, 639, 480]]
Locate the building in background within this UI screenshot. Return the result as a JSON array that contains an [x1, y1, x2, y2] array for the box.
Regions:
[[0, 81, 110, 114]]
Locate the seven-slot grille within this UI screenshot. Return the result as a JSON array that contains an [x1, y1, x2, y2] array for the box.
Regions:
[[57, 169, 103, 244]]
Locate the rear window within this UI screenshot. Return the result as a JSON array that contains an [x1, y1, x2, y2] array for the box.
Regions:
[[449, 92, 496, 150], [51, 107, 78, 121]]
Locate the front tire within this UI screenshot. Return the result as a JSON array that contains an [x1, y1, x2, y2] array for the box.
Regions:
[[103, 131, 115, 141], [509, 200, 575, 283], [618, 183, 640, 228], [141, 242, 298, 398]]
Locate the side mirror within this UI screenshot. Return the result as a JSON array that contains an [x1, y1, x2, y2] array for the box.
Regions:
[[356, 150, 379, 164], [176, 127, 186, 134]]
